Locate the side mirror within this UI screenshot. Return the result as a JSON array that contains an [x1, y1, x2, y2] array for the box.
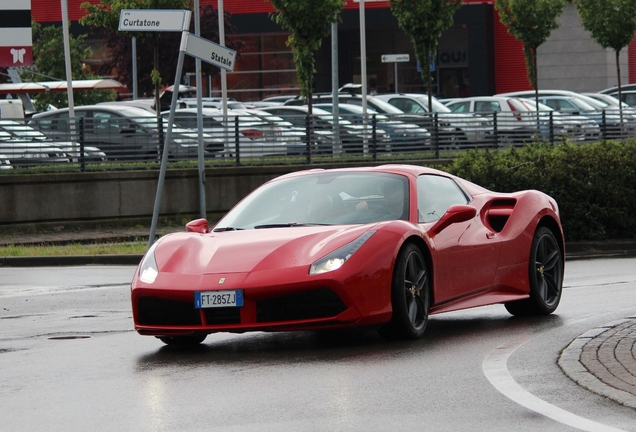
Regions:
[[428, 205, 477, 236], [186, 218, 209, 234]]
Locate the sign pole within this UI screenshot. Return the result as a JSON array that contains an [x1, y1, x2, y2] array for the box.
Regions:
[[148, 13, 192, 246], [194, 0, 206, 220], [394, 62, 398, 93], [61, 0, 75, 155]]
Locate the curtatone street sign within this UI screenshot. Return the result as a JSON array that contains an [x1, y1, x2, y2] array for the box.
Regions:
[[184, 33, 236, 72], [118, 9, 189, 32], [381, 54, 410, 63]]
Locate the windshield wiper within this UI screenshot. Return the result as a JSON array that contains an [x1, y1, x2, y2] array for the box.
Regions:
[[212, 227, 245, 232], [254, 223, 331, 229]]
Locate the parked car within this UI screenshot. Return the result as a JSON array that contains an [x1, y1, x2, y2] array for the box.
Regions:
[[176, 97, 247, 110], [0, 125, 69, 166], [285, 92, 461, 148], [581, 93, 631, 109], [444, 96, 599, 144], [30, 105, 223, 161], [313, 102, 431, 150], [164, 107, 290, 158], [0, 154, 12, 169], [372, 93, 492, 144], [498, 89, 636, 138], [257, 105, 394, 154], [131, 164, 564, 346], [0, 119, 106, 163]]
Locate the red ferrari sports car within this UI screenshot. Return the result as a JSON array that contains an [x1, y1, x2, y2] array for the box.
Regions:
[[131, 164, 564, 346]]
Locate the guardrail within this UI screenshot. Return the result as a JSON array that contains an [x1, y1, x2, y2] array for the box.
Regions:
[[1, 108, 634, 173]]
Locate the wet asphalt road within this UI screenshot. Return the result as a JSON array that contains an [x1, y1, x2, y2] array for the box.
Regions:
[[1, 258, 635, 432]]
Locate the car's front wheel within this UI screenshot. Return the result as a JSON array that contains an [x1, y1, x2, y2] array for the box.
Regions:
[[158, 334, 207, 347], [505, 226, 563, 316], [380, 243, 430, 340]]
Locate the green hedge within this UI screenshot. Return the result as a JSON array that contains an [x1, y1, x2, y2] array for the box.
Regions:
[[438, 140, 636, 242]]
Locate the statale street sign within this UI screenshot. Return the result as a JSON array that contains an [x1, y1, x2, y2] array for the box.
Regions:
[[184, 33, 236, 72]]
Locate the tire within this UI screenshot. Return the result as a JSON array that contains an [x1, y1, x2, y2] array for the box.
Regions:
[[505, 227, 563, 316], [379, 243, 430, 340], [158, 334, 207, 347]]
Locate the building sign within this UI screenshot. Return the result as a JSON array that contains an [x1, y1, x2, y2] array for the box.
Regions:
[[118, 10, 190, 32], [184, 33, 237, 72], [0, 0, 33, 67], [438, 49, 468, 68]]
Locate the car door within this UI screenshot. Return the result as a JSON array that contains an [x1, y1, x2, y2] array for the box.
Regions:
[[90, 110, 155, 160], [418, 174, 501, 303]]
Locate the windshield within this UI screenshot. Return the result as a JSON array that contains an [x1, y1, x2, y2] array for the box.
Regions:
[[216, 172, 410, 229]]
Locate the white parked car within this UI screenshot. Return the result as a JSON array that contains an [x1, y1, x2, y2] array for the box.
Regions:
[[372, 93, 492, 144], [444, 96, 599, 144]]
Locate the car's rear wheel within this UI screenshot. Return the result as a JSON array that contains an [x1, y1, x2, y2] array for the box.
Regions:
[[505, 227, 563, 316], [158, 334, 207, 347], [380, 243, 430, 340]]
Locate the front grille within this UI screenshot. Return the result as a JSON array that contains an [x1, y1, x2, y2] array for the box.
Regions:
[[137, 297, 201, 326], [256, 289, 346, 323]]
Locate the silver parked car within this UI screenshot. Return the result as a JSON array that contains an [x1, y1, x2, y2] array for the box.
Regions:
[[0, 120, 105, 163], [30, 105, 223, 161], [0, 124, 69, 166], [164, 108, 290, 158]]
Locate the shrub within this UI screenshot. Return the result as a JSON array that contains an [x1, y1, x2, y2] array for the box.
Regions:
[[439, 140, 636, 242]]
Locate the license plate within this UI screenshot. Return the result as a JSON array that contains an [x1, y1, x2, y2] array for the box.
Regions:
[[194, 290, 244, 308]]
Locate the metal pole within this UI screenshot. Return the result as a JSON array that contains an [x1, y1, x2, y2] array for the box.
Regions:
[[394, 62, 398, 93], [359, 0, 368, 154], [359, 0, 367, 114], [219, 0, 229, 155], [331, 21, 341, 155], [61, 0, 75, 154], [194, 0, 206, 219], [132, 37, 138, 99], [149, 22, 191, 246]]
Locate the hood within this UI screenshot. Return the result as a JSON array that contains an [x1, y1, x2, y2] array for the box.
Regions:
[[154, 225, 373, 275]]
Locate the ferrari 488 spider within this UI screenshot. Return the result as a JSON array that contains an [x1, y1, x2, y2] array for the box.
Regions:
[[131, 164, 564, 346]]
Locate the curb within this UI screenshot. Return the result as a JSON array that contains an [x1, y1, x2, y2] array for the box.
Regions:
[[0, 254, 143, 267], [558, 317, 636, 409]]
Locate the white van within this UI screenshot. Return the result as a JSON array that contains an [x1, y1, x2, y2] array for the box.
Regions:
[[0, 99, 24, 119]]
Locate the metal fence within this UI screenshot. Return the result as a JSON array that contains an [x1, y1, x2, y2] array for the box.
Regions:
[[1, 108, 635, 173]]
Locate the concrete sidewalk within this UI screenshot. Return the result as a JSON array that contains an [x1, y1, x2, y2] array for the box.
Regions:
[[0, 225, 635, 408]]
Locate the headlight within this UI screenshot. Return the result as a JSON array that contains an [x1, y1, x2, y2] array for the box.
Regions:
[[139, 241, 160, 284], [309, 231, 375, 275]]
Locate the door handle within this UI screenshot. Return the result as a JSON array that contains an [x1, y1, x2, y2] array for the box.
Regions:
[[486, 232, 495, 239]]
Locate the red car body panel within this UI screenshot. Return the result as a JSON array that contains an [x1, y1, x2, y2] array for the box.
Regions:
[[131, 165, 564, 337]]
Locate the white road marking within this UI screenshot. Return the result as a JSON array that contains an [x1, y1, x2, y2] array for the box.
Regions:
[[483, 336, 627, 432]]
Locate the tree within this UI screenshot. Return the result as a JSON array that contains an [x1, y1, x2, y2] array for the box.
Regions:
[[574, 0, 636, 117], [86, 4, 243, 99], [19, 22, 116, 111], [495, 0, 566, 111], [267, 0, 345, 113], [389, 0, 462, 112]]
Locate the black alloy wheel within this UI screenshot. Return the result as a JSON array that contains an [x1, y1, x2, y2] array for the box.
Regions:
[[380, 243, 430, 340], [505, 226, 563, 316]]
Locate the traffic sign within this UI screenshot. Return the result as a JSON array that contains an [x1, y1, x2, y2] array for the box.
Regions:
[[184, 33, 237, 72], [118, 10, 190, 32], [381, 54, 409, 63]]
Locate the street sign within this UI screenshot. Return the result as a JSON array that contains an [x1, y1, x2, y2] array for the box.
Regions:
[[0, 0, 32, 67], [118, 10, 189, 32], [184, 33, 237, 72], [381, 54, 409, 63]]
